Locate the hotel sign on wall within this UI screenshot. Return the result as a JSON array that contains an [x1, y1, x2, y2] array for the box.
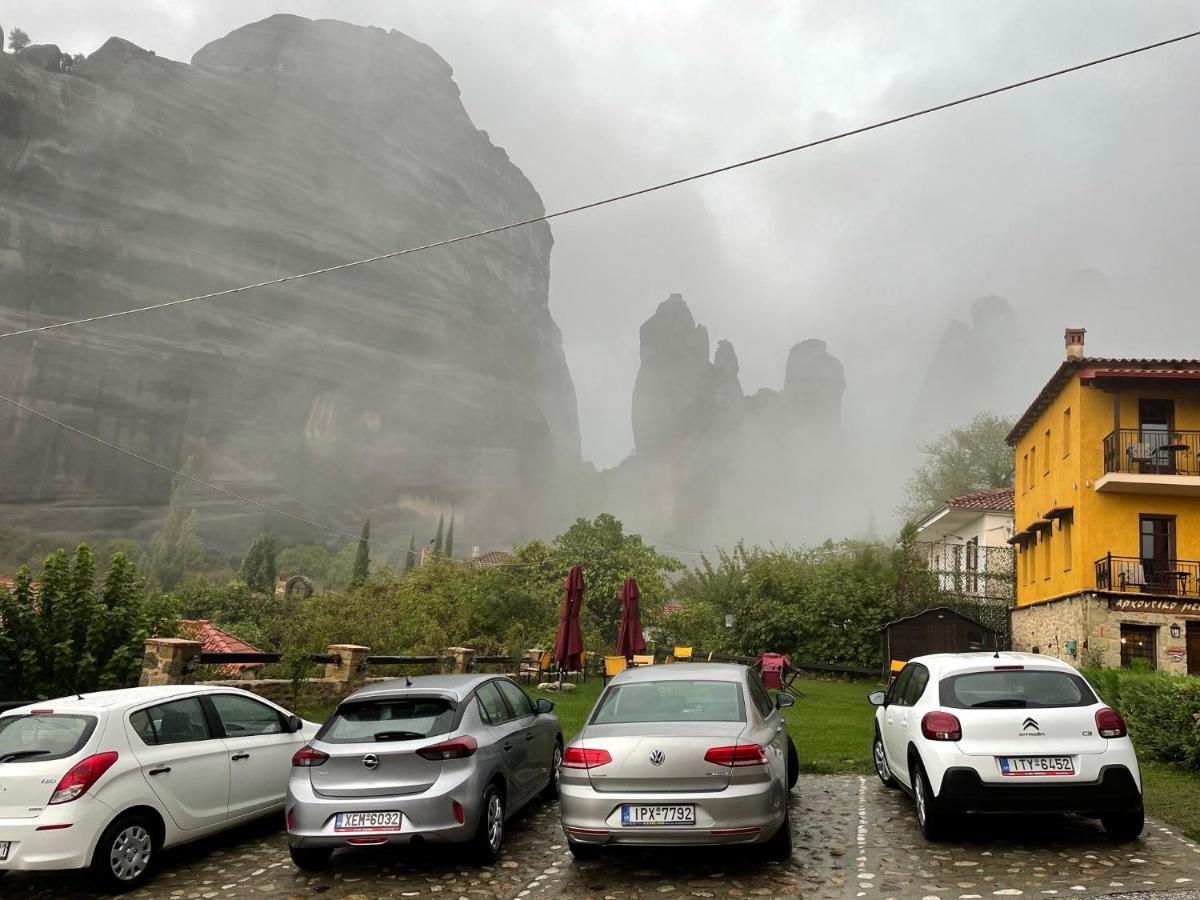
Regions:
[[1110, 597, 1200, 615]]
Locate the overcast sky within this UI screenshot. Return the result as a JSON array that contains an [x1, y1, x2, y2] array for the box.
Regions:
[[4, 1, 1200, 470]]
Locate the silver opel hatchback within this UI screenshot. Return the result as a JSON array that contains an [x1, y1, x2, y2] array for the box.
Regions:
[[287, 674, 562, 869], [559, 663, 796, 859]]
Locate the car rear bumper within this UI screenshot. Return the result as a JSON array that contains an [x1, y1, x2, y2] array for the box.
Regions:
[[0, 797, 109, 871], [558, 779, 785, 846], [938, 764, 1142, 815], [286, 769, 483, 849]]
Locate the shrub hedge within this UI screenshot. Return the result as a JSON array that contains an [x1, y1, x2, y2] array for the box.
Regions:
[[1083, 668, 1200, 771]]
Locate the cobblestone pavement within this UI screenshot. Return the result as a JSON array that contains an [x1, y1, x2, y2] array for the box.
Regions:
[[10, 776, 1200, 899]]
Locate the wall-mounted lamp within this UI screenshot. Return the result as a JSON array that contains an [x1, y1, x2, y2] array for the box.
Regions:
[[1170, 622, 1182, 639]]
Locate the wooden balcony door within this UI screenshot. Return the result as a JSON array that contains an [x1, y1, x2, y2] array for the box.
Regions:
[[1139, 399, 1175, 474], [1189, 622, 1200, 676], [1140, 514, 1176, 593]]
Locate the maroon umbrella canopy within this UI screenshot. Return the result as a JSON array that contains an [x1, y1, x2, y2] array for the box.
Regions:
[[553, 565, 586, 672], [615, 577, 646, 659]]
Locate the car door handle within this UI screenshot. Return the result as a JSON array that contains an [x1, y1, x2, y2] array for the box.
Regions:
[[525, 733, 535, 742], [231, 753, 250, 761], [503, 742, 512, 751], [148, 766, 171, 776]]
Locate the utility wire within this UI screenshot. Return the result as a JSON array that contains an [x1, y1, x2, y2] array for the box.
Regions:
[[1, 27, 1198, 343]]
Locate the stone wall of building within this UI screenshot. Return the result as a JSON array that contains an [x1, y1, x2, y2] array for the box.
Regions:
[[1011, 593, 1193, 674]]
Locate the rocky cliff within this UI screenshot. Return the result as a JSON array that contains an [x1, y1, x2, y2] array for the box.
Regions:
[[600, 294, 851, 547], [0, 15, 580, 550]]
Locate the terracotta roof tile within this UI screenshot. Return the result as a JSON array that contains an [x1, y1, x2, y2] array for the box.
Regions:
[[177, 619, 264, 676], [469, 550, 513, 568], [945, 487, 1014, 512]]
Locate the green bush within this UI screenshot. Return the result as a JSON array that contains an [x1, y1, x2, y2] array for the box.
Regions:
[[1083, 668, 1200, 771]]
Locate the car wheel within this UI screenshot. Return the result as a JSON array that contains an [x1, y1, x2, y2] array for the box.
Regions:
[[1102, 806, 1145, 842], [471, 783, 505, 864], [762, 811, 793, 860], [786, 735, 799, 790], [567, 837, 602, 860], [913, 764, 951, 841], [541, 740, 563, 800], [289, 845, 333, 871], [91, 813, 158, 893], [873, 731, 897, 788]]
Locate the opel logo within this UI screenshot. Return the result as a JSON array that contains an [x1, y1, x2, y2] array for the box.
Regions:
[[1022, 717, 1040, 732], [362, 753, 380, 769], [648, 749, 666, 766]]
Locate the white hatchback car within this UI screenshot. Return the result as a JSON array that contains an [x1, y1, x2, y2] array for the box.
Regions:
[[869, 653, 1143, 841], [0, 685, 318, 891]]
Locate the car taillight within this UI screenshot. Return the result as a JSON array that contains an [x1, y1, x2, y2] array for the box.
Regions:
[[287, 808, 295, 830], [921, 711, 962, 742], [291, 745, 329, 767], [49, 751, 118, 804], [417, 736, 478, 761], [561, 746, 612, 769], [1096, 707, 1127, 738], [704, 744, 768, 767]]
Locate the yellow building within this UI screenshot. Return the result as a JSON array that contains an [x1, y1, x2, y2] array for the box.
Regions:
[[1007, 329, 1200, 674]]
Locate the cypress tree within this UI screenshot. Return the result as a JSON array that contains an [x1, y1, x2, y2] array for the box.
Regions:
[[145, 458, 204, 591], [351, 519, 370, 586], [85, 553, 145, 691], [0, 567, 40, 701], [66, 544, 97, 692], [433, 514, 445, 557], [240, 532, 278, 594], [445, 516, 455, 559], [36, 549, 73, 698], [405, 533, 416, 572]]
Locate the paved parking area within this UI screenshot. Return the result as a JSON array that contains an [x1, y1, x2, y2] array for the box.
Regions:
[[11, 776, 1200, 899]]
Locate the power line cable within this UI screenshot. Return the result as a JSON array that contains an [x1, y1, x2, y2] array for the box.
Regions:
[[1, 27, 1197, 343]]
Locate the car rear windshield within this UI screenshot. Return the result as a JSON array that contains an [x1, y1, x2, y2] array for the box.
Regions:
[[0, 713, 98, 762], [939, 669, 1098, 709], [591, 680, 745, 724], [317, 697, 457, 743]]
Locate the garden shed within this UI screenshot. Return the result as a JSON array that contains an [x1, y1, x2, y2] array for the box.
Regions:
[[881, 607, 1000, 672]]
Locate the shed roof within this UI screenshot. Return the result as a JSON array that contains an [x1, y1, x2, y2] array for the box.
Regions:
[[880, 606, 999, 634]]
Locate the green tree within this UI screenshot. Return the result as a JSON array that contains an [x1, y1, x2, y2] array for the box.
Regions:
[[445, 516, 455, 559], [82, 553, 147, 690], [276, 544, 336, 588], [35, 549, 74, 698], [405, 534, 417, 572], [239, 532, 278, 595], [433, 514, 445, 557], [145, 458, 205, 590], [902, 411, 1015, 521], [0, 567, 40, 700], [8, 27, 29, 52], [351, 519, 370, 587]]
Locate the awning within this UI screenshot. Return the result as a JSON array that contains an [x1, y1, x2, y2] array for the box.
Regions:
[[1043, 505, 1074, 524]]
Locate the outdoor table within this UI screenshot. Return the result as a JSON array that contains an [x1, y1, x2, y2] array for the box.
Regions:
[[1157, 570, 1189, 594]]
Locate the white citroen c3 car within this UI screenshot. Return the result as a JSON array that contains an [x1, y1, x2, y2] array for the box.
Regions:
[[869, 653, 1143, 841], [0, 686, 318, 891]]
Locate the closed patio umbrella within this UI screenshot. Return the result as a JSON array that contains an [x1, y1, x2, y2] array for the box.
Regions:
[[615, 577, 646, 660], [553, 565, 586, 684]]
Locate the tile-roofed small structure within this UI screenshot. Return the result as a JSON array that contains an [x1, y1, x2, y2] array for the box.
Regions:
[[469, 550, 513, 569], [177, 619, 265, 678], [945, 487, 1014, 513]]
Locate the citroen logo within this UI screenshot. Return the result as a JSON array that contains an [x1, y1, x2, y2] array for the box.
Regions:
[[362, 753, 380, 769], [648, 749, 666, 766], [1022, 717, 1040, 732]]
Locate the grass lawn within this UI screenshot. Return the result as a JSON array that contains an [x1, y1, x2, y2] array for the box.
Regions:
[[1139, 760, 1200, 842]]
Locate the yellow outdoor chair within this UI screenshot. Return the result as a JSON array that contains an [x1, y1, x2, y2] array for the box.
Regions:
[[632, 654, 655, 667], [672, 645, 694, 663], [603, 655, 627, 682]]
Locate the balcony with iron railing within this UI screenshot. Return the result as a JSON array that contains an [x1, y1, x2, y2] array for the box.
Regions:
[[1094, 553, 1200, 598], [915, 541, 1016, 603], [1098, 429, 1200, 494]]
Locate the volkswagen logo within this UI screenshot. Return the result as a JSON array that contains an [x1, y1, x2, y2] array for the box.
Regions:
[[362, 753, 380, 770], [648, 749, 666, 767]]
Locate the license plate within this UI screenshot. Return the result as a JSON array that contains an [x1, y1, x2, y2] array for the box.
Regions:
[[621, 804, 696, 826], [334, 811, 402, 832], [999, 756, 1074, 776], [0, 841, 8, 861]]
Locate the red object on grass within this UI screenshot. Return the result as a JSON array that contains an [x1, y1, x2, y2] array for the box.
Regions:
[[757, 652, 790, 691], [553, 565, 586, 673], [615, 578, 646, 660]]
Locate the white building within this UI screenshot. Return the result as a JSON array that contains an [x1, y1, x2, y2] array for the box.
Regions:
[[914, 487, 1015, 601]]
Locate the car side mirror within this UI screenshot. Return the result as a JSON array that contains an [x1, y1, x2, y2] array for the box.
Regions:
[[775, 693, 795, 709], [868, 691, 887, 707], [535, 698, 555, 715], [287, 714, 303, 733]]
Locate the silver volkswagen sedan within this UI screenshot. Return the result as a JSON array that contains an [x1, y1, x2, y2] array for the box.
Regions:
[[558, 663, 796, 859], [287, 674, 562, 869]]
